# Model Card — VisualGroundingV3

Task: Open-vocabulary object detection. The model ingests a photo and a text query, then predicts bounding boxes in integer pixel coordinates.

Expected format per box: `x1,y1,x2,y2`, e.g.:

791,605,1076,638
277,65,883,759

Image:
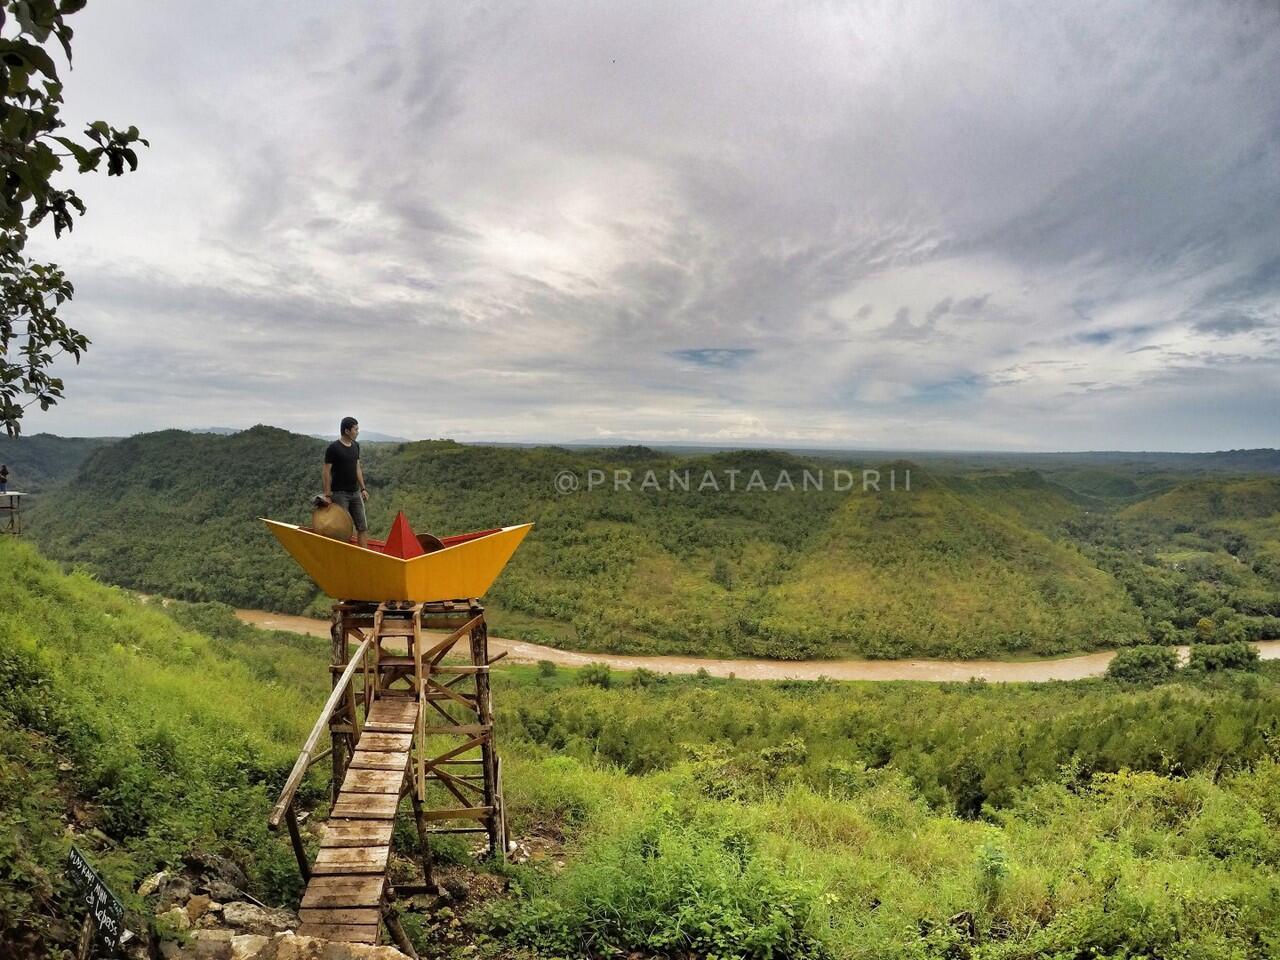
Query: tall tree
0,0,145,435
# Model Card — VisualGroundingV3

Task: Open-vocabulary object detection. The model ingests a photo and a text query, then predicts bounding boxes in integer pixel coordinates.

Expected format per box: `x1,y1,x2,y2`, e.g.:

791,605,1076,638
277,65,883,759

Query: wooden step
340,768,405,795
349,750,409,771
330,793,400,820
375,626,417,637
320,820,395,848
300,874,385,908
313,846,390,876
369,699,419,718
363,720,416,734
356,732,412,751
297,922,379,944
299,907,380,926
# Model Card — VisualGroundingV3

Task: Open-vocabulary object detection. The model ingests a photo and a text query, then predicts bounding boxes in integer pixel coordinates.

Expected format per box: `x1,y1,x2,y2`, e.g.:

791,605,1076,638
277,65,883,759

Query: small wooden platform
296,698,412,944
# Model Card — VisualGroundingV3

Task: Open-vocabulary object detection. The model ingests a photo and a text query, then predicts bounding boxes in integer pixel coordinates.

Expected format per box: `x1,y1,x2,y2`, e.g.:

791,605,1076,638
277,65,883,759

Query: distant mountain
309,431,408,443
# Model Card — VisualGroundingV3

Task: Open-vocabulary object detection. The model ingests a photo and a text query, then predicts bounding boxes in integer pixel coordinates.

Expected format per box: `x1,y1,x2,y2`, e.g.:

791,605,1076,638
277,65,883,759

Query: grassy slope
3,542,1279,958
30,429,1147,659
0,537,327,955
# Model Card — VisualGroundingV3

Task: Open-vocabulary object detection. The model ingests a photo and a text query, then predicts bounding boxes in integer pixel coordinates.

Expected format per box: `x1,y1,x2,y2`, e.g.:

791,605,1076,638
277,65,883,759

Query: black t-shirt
324,440,361,492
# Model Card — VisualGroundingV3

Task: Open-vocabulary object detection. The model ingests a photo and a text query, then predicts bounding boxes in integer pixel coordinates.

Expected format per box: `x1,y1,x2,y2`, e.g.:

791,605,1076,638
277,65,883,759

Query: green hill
0,433,115,492
1122,476,1280,525
23,427,1154,659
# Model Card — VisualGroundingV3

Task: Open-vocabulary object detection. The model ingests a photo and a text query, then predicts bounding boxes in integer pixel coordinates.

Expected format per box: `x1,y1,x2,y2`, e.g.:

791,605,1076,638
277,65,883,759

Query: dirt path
235,608,1280,683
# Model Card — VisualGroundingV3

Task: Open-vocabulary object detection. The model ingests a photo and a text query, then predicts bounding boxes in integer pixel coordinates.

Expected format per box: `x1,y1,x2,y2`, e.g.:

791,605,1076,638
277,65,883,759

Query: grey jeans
330,490,367,532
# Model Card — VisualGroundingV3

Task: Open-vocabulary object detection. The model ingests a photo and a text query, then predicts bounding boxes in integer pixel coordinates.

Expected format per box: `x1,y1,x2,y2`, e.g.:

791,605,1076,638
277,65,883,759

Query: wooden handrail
269,635,372,830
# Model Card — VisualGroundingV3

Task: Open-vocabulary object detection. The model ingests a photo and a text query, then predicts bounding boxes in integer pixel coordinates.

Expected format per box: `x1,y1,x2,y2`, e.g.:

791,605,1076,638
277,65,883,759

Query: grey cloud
22,0,1280,449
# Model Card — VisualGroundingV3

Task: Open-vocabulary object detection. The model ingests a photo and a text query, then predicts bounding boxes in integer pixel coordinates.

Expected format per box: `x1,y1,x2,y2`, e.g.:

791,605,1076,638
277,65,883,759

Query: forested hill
24,426,1280,660
21,426,1127,660
0,434,114,491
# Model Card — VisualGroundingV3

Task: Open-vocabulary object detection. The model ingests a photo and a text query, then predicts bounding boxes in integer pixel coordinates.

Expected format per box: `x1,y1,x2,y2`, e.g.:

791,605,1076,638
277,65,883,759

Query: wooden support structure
271,598,507,949
1,492,23,535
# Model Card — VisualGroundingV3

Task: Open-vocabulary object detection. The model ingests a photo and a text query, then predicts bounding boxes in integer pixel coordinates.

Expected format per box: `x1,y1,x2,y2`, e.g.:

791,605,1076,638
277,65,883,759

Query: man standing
322,417,369,548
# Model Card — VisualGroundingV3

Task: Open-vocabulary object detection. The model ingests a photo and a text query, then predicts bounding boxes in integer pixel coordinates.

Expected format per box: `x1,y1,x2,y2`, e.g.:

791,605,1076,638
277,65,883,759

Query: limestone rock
188,894,213,921
156,905,192,934
188,852,250,890
139,870,170,897
230,934,270,960
157,875,193,910
248,933,411,959
159,929,234,960
207,880,245,903
221,901,299,936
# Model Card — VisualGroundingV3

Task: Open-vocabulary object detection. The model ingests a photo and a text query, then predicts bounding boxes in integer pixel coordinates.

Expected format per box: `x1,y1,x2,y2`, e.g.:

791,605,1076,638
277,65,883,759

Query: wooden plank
313,846,390,875
300,875,385,908
297,923,379,944
299,907,381,926
340,768,405,794
363,720,416,734
422,724,490,736
320,820,395,848
356,732,412,751
268,635,373,829
349,750,410,771
368,700,418,720
330,794,400,819
422,805,494,821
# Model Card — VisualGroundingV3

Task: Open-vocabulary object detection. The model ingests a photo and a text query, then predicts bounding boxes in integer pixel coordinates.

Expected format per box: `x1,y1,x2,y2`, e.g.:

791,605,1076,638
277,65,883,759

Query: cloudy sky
23,0,1280,449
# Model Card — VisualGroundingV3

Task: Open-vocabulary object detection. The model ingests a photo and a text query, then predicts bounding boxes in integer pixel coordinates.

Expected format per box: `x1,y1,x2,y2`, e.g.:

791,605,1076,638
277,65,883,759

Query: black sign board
66,846,125,955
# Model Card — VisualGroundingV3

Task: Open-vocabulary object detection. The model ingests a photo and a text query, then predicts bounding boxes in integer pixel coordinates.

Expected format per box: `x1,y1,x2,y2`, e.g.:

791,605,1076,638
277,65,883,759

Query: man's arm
357,461,368,501
322,463,332,500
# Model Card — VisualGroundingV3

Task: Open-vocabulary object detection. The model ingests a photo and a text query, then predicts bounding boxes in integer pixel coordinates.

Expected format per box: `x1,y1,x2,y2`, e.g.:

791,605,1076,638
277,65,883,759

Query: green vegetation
1104,645,1177,683
30,426,1245,660
0,538,315,956
14,426,1280,662
0,1,148,435
4,542,1279,957
0,434,111,491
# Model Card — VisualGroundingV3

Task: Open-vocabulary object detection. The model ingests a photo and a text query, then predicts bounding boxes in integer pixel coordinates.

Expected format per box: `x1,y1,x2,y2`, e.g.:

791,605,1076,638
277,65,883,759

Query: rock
157,875,193,910
249,933,411,959
188,894,212,921
221,901,299,936
159,929,234,960
207,880,245,903
188,852,250,890
139,870,170,897
156,906,190,936
230,934,270,960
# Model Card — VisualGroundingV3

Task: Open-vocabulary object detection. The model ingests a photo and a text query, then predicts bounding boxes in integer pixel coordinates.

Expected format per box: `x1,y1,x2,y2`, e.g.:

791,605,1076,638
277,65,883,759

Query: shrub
483,809,828,959
579,663,612,688
629,667,661,688
1186,642,1260,674
1106,646,1178,684
536,659,557,679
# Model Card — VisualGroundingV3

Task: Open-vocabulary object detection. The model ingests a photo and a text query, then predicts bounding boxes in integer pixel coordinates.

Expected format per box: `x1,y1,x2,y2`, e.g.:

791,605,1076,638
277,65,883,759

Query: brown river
234,608,1280,683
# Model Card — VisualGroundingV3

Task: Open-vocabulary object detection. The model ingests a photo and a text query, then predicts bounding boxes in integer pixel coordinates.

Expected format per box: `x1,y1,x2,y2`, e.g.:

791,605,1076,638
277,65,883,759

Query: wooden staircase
270,600,508,956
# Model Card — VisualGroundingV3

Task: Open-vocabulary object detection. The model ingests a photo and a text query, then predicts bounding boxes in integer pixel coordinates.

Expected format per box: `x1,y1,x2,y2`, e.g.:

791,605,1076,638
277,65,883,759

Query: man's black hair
340,417,358,435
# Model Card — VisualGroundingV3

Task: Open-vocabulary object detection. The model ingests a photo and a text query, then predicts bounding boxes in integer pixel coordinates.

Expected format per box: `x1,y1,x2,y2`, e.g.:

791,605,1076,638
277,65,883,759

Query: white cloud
19,0,1280,450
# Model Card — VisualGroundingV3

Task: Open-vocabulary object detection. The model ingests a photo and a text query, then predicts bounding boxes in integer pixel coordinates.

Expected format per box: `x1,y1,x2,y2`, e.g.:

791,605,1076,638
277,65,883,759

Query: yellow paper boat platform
263,519,533,602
